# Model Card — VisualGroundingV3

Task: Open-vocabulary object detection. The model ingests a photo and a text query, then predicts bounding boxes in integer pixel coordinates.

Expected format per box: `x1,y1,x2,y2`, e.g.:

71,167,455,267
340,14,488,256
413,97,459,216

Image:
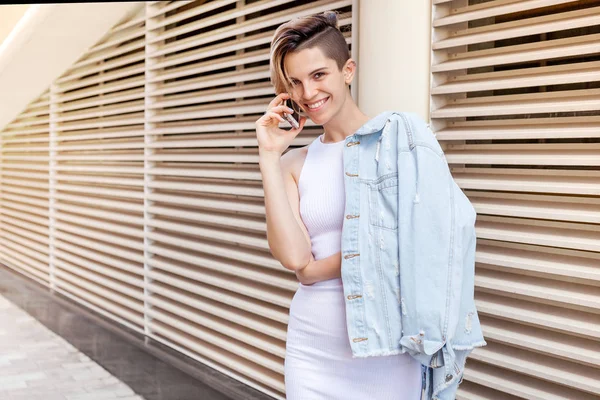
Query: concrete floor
0,266,270,400
0,293,144,400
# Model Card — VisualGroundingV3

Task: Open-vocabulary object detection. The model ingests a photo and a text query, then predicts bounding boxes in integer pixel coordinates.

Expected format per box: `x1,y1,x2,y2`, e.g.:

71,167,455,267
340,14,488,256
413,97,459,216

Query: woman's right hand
255,93,307,156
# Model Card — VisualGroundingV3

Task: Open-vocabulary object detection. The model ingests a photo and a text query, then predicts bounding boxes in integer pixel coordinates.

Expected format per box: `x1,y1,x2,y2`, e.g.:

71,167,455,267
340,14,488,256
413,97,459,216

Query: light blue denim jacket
340,111,487,400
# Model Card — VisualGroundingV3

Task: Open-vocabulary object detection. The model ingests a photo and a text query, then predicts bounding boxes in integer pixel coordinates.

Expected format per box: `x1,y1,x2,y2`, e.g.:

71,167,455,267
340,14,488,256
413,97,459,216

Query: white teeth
307,97,327,109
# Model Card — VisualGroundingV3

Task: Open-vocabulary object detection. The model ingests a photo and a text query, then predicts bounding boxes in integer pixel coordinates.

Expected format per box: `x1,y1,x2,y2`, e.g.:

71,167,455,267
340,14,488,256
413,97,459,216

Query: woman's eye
314,72,324,79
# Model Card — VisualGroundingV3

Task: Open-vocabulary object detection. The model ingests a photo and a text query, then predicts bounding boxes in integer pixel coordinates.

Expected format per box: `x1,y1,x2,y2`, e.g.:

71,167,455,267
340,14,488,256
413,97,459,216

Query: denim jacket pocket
368,174,398,230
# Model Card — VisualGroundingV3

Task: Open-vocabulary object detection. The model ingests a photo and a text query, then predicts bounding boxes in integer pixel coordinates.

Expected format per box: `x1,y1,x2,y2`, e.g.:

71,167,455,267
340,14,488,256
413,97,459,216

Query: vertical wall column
143,2,161,337
234,1,246,160
0,123,2,247
357,0,431,121
49,84,57,290
350,0,359,102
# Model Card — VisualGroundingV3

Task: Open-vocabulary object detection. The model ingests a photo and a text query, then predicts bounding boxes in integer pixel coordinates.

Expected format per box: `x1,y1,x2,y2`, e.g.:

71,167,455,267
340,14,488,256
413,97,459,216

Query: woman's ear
343,59,357,84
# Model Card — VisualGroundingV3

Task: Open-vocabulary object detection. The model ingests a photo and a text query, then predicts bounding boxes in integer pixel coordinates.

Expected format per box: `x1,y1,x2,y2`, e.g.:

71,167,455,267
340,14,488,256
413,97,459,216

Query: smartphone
283,99,300,129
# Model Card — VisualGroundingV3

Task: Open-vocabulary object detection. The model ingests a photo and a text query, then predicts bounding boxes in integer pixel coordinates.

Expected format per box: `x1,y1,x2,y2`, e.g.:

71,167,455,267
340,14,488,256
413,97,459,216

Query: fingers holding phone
283,107,299,129
255,93,307,155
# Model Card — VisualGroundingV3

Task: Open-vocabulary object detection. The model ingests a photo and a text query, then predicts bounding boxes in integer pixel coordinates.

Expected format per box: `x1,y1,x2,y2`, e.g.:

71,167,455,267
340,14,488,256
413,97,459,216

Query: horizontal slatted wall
431,1,600,399
0,1,356,399
144,1,353,398
0,91,51,286
50,12,148,331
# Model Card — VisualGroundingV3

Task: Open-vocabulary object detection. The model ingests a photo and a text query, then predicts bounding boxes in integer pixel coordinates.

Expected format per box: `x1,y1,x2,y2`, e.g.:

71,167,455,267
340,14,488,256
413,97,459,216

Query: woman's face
283,47,352,125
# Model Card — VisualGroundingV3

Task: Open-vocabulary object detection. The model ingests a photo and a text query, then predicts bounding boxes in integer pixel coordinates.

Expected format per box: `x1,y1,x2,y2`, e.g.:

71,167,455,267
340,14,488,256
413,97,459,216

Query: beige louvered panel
434,0,580,27
148,279,288,337
446,143,600,165
432,60,600,95
61,34,146,73
0,91,50,285
476,215,600,251
147,260,292,312
476,266,600,313
453,167,600,196
48,10,147,330
432,0,600,398
436,30,600,73
434,116,600,140
109,14,147,35
148,321,284,398
433,88,600,118
475,289,600,341
147,297,286,361
434,5,600,50
146,1,195,19
470,342,600,395
147,239,293,285
56,55,147,86
467,191,600,223
475,240,600,285
0,1,358,398
143,1,354,398
459,359,600,400
480,317,600,367
148,1,351,58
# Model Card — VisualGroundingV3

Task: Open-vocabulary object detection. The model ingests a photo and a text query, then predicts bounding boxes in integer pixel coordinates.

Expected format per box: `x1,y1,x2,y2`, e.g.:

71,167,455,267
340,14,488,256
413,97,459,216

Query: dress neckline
318,134,346,145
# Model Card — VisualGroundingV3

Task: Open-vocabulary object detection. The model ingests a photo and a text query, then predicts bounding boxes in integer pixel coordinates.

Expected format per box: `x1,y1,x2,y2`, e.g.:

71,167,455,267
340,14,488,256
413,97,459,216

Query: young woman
255,11,423,400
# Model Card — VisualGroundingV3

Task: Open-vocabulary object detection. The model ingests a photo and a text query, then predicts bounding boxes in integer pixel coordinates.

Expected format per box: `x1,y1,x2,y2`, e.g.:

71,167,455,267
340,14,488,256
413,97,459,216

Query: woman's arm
260,148,312,271
256,93,312,271
296,252,342,285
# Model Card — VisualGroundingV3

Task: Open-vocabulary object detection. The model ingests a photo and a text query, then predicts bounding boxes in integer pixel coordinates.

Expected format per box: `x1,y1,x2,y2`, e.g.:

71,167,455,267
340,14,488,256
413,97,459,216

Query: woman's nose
302,82,319,101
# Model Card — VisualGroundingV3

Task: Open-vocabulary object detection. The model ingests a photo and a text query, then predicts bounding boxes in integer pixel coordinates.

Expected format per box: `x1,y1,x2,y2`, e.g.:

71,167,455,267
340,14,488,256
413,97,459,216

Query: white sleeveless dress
284,134,423,400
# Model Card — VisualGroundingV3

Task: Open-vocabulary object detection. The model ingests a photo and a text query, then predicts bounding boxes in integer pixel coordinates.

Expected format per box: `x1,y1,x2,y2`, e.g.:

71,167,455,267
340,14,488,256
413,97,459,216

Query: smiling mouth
305,97,329,111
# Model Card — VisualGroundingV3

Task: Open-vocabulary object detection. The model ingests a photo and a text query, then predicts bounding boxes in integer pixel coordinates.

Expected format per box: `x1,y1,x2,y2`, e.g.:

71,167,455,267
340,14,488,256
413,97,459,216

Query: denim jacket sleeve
395,113,487,400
